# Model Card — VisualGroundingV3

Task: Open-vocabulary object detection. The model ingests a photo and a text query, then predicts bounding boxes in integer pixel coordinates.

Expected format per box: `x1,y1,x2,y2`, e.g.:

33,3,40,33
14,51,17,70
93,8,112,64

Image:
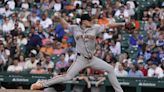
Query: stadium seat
51,55,60,63
127,47,139,59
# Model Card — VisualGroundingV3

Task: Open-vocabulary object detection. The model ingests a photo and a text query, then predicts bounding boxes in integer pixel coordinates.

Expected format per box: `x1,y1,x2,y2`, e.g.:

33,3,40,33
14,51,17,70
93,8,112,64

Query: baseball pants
44,87,57,92
43,55,123,92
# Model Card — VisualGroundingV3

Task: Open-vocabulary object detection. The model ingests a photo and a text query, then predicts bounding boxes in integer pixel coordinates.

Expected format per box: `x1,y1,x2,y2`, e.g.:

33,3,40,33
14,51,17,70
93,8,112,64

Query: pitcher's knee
105,66,115,74
64,74,74,81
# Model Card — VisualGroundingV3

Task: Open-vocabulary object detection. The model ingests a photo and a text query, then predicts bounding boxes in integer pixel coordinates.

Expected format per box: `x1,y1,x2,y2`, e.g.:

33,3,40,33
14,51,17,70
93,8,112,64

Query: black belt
77,53,92,59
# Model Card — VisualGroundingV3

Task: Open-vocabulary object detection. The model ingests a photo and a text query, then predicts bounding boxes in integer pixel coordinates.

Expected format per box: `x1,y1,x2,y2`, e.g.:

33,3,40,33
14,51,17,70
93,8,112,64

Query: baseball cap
80,14,91,21
31,49,37,55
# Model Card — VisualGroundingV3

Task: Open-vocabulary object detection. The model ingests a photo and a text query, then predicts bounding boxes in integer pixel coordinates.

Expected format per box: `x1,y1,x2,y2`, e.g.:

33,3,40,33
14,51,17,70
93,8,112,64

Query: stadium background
0,0,164,92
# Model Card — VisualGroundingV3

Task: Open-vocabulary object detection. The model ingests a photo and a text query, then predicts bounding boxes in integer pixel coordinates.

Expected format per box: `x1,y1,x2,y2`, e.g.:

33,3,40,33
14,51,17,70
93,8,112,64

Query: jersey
68,24,105,58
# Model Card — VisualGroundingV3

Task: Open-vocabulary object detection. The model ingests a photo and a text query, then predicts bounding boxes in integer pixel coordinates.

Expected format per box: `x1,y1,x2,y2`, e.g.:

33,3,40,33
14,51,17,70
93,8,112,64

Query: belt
77,53,92,59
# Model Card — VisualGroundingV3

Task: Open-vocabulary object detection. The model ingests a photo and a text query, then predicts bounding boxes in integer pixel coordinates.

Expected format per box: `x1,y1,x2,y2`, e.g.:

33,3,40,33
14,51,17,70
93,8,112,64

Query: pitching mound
0,89,42,92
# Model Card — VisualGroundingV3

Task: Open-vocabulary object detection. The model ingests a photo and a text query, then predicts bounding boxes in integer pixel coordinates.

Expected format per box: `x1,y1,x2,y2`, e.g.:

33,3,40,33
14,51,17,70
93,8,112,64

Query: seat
127,47,139,59
51,55,60,63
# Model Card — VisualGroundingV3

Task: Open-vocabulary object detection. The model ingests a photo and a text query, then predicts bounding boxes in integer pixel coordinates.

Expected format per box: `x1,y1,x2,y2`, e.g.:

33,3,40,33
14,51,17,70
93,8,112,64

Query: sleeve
115,10,120,17
67,25,77,34
157,68,164,78
7,66,12,72
94,24,105,34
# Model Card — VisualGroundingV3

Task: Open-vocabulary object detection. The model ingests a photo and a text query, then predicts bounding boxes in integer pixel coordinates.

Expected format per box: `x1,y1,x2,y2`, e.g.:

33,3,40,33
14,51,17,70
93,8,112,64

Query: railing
0,73,164,92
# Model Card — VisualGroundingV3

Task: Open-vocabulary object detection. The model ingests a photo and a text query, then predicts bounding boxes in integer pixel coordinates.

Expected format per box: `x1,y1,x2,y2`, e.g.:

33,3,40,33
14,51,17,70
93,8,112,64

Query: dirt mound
0,89,42,92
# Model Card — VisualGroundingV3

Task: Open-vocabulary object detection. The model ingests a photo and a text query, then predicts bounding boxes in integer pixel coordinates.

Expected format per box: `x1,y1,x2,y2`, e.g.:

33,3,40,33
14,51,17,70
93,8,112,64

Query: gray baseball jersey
68,24,104,58
42,24,124,92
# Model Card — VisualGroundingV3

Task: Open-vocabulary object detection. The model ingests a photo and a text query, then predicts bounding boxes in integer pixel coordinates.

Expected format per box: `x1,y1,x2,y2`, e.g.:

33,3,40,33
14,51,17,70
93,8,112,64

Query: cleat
31,81,43,90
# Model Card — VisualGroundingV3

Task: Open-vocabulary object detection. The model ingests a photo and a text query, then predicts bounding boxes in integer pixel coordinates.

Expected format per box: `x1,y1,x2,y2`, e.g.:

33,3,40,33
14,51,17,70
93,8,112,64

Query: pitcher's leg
42,57,88,87
89,56,123,92
44,87,57,92
72,85,84,92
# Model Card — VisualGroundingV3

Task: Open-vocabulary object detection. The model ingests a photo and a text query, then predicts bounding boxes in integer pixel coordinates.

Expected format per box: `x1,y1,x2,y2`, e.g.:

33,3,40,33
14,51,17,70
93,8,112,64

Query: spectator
21,0,30,10
64,49,76,63
144,46,152,61
103,29,114,41
109,40,121,56
2,17,14,33
24,54,39,70
14,19,25,32
156,32,164,47
40,13,53,29
32,4,42,16
61,37,69,48
54,24,65,41
95,48,104,59
6,0,15,10
7,58,23,73
55,54,69,73
114,5,130,21
30,62,47,74
0,43,9,66
146,33,156,49
149,52,161,65
160,58,164,71
158,46,164,60
144,17,157,33
142,11,149,21
87,68,105,89
41,0,51,11
18,9,31,28
115,63,128,77
18,55,25,69
26,28,42,53
17,33,27,47
126,0,136,9
148,8,155,18
53,42,64,55
138,62,148,76
104,53,117,66
42,55,54,72
128,64,144,77
30,10,40,24
0,5,13,17
116,53,132,70
126,3,135,16
148,61,164,78
98,12,110,26
53,0,62,12
40,42,54,56
129,31,143,47
137,55,144,64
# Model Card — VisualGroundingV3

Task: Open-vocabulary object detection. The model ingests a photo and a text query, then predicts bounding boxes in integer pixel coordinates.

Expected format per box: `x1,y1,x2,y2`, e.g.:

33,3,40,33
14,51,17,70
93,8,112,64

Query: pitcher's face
82,20,92,28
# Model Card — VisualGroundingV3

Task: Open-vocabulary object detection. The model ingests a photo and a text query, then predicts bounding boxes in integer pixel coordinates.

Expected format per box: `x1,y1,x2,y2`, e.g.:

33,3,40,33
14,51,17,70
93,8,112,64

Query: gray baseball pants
43,55,123,92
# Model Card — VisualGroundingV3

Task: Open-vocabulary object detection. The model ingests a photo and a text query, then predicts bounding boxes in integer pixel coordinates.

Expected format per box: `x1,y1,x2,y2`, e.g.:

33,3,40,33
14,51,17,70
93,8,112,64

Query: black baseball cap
80,14,91,21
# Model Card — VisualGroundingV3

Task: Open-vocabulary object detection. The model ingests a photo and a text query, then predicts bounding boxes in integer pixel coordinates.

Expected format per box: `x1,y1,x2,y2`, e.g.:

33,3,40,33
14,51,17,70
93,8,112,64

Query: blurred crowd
0,0,163,79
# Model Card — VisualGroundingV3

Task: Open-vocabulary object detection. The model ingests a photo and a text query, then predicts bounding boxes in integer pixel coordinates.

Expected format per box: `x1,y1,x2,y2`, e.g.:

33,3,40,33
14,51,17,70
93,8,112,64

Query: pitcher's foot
31,81,44,90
